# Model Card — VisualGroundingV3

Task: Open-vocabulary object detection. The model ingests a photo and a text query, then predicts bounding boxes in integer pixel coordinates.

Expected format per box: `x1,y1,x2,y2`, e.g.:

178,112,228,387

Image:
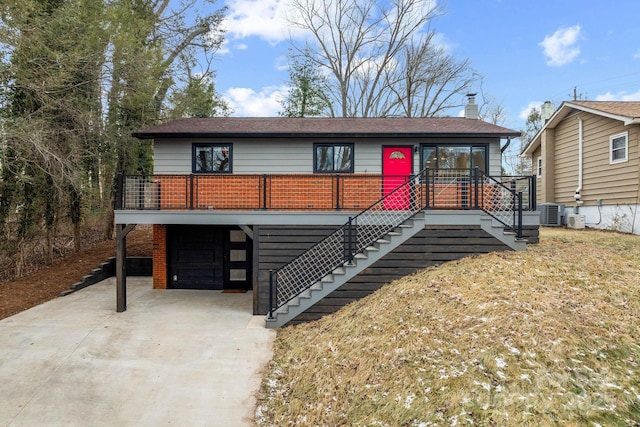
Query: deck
116,169,535,213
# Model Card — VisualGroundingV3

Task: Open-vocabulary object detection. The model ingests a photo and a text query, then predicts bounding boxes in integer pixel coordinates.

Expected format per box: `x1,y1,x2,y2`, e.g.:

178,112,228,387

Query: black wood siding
255,224,533,323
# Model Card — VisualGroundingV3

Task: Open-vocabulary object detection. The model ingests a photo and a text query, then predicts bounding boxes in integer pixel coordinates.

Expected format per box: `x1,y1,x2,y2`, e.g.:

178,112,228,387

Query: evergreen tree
279,52,329,117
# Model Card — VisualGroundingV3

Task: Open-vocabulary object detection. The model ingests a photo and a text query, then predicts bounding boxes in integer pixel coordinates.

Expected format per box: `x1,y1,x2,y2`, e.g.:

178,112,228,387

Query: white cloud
223,86,288,116
539,25,582,66
595,89,640,101
519,102,543,120
222,0,305,44
634,48,640,59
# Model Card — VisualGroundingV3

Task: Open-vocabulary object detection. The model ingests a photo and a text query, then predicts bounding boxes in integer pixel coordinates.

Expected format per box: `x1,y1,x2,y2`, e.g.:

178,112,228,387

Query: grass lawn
255,228,640,426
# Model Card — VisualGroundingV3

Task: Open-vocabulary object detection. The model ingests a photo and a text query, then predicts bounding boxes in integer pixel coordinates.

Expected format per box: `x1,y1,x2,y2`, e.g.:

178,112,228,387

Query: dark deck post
425,168,430,209
189,175,195,210
262,174,268,210
530,175,536,211
268,270,275,319
473,167,480,209
115,172,124,210
335,174,341,210
517,191,524,239
116,224,136,313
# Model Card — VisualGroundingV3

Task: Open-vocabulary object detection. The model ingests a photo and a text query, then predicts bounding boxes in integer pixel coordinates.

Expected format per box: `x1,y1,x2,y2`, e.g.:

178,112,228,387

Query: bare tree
285,0,478,117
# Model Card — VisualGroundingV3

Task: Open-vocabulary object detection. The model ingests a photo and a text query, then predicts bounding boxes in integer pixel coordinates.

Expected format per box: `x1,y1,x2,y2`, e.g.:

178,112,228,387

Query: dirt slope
0,227,152,320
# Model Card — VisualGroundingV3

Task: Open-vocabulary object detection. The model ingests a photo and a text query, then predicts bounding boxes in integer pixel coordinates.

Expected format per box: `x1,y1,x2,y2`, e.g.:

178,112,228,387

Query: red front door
382,146,413,209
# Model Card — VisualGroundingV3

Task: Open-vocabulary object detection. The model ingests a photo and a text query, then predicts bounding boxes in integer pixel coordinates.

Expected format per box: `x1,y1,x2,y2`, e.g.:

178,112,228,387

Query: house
114,100,539,327
522,101,640,234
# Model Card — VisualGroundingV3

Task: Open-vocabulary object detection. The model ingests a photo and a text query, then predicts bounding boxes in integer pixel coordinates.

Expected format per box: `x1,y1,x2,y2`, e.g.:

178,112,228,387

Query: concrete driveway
0,278,276,427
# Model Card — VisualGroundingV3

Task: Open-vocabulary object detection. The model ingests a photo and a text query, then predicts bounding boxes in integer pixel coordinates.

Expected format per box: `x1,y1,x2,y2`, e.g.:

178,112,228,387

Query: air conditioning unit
567,214,585,229
537,203,564,226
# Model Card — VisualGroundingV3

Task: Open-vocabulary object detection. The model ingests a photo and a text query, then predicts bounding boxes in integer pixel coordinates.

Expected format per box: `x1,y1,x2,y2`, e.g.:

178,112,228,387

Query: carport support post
116,224,136,312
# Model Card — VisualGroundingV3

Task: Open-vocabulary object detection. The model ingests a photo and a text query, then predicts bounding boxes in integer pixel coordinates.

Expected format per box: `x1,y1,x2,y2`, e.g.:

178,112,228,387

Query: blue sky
213,0,640,130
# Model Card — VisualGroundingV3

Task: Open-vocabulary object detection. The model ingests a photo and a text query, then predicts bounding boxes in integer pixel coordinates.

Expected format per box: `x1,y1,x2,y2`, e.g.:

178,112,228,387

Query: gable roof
522,101,640,155
133,117,520,139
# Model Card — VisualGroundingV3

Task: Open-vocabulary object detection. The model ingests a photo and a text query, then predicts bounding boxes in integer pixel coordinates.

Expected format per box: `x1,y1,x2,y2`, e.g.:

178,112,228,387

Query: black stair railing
268,169,428,318
476,172,524,238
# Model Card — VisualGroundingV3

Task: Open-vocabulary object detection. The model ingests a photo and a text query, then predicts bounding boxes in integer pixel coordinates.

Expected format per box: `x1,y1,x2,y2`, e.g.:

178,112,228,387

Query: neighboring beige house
523,101,640,234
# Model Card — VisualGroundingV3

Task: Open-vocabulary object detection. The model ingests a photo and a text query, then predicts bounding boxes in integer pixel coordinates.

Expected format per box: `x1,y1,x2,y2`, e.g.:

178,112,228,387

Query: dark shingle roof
133,117,520,139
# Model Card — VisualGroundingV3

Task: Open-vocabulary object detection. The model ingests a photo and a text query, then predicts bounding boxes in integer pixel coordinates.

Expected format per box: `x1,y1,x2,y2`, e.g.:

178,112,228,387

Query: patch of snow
506,344,521,355
404,394,415,409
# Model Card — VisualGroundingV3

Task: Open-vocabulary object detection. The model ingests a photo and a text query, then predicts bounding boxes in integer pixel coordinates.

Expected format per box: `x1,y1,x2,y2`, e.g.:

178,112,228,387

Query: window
314,143,354,173
193,143,232,173
537,157,542,178
610,132,628,164
421,144,488,173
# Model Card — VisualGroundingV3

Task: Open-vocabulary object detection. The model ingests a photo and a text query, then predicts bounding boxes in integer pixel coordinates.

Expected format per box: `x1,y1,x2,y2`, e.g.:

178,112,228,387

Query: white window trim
536,156,542,178
609,131,628,164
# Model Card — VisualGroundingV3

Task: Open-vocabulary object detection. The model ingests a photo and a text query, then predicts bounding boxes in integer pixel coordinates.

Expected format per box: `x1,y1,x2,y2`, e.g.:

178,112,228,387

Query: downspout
500,137,511,153
574,118,584,207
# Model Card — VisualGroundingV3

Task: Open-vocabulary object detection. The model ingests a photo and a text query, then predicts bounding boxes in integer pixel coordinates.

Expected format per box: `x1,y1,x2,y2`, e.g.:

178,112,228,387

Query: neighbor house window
537,157,543,178
609,132,628,164
193,143,232,173
314,143,354,173
421,144,488,173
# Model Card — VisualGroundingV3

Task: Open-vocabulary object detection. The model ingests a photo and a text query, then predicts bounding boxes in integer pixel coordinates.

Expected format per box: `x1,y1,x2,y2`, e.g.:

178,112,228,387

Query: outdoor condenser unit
567,214,586,229
537,203,564,226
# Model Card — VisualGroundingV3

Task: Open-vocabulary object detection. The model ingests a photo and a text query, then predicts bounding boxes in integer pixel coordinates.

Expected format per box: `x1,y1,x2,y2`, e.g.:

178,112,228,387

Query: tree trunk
74,221,81,253
46,226,54,264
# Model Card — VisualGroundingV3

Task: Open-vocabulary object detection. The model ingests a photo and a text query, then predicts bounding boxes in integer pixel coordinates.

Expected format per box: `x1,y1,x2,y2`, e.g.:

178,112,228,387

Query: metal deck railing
115,171,535,212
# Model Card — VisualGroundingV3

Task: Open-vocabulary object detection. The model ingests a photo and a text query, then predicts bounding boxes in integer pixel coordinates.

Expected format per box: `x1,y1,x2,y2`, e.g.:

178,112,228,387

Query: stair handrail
478,171,523,238
268,168,428,319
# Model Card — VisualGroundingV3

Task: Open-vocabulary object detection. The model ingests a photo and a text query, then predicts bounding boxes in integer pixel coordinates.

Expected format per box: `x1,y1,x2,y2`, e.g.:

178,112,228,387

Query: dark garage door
168,226,224,290
167,225,252,290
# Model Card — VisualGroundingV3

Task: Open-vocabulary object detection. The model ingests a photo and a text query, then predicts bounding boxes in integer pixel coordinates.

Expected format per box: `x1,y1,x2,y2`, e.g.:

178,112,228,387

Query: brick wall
148,175,505,211
153,224,167,289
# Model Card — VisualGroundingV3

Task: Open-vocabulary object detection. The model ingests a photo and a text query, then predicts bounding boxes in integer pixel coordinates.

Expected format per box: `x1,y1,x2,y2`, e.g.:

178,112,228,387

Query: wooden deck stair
265,212,527,328
265,214,427,328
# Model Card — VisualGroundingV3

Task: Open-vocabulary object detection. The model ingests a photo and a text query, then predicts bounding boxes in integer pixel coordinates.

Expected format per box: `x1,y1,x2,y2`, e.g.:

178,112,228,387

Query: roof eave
133,131,521,140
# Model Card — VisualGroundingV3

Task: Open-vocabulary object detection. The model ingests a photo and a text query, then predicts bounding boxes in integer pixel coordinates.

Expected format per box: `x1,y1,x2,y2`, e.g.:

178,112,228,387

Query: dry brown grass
255,228,640,426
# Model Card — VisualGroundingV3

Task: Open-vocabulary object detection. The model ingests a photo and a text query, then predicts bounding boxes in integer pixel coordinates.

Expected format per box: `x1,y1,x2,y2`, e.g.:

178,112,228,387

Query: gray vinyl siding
153,137,505,176
233,140,312,173
489,141,502,176
153,139,192,174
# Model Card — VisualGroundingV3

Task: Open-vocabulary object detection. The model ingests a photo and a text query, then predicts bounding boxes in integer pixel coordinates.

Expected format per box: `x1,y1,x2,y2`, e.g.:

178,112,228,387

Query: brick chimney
464,93,478,119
